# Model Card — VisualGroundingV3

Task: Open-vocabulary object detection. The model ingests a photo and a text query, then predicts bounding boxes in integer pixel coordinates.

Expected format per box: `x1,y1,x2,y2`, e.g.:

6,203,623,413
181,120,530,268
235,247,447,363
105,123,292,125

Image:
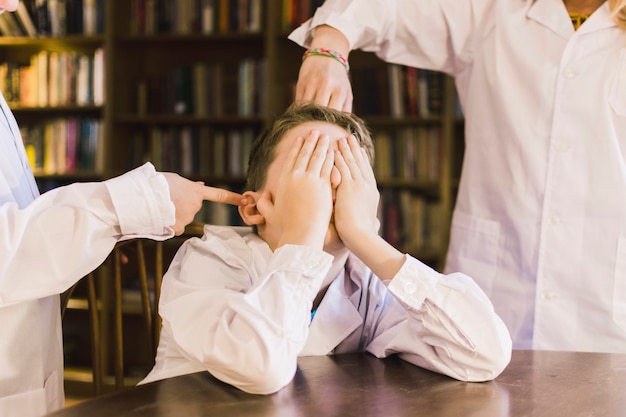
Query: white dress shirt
0,87,175,417
141,225,511,394
290,0,626,352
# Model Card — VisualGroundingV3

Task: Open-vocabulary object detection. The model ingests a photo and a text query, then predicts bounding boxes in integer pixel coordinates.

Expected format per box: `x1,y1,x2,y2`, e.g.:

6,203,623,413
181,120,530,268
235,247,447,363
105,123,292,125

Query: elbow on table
220,357,298,395
470,348,511,382
465,334,513,382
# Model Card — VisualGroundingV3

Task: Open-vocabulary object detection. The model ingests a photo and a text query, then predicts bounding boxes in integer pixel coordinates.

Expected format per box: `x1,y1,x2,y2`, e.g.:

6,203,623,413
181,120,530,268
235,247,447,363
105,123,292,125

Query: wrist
302,48,350,72
278,226,327,250
340,227,377,252
310,25,350,57
346,232,405,280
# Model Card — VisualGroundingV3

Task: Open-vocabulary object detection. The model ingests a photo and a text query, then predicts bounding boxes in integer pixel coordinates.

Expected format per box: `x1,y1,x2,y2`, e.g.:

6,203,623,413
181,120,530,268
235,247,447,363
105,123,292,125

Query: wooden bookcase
0,0,463,397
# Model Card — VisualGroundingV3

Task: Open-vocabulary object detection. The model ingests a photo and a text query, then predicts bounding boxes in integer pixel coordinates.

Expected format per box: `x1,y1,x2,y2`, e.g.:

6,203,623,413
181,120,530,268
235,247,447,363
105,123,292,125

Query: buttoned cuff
104,162,175,239
388,255,439,310
269,244,333,294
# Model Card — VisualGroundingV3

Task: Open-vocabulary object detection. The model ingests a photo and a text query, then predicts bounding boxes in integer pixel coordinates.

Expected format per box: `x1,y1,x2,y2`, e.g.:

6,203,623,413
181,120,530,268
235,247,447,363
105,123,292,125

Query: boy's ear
238,191,265,226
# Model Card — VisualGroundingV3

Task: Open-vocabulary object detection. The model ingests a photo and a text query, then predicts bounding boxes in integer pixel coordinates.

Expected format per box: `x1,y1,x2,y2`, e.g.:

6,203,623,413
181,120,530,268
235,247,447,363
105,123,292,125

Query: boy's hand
333,135,380,249
257,130,335,250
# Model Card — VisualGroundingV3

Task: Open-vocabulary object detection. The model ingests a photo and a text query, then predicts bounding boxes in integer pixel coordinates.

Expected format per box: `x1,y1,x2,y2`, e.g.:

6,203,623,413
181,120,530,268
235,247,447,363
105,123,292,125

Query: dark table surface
49,350,626,416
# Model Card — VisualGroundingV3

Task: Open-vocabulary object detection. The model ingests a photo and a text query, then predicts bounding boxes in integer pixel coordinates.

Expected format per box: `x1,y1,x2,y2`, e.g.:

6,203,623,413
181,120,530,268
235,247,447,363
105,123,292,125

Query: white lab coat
290,0,626,352
141,225,511,394
0,88,175,417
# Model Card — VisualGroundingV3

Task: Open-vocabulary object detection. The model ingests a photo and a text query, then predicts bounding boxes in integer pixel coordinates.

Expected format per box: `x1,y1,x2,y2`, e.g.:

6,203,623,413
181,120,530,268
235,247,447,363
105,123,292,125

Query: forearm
289,0,478,74
384,258,512,381
160,243,333,394
0,163,174,306
343,230,406,281
309,25,350,58
164,291,306,394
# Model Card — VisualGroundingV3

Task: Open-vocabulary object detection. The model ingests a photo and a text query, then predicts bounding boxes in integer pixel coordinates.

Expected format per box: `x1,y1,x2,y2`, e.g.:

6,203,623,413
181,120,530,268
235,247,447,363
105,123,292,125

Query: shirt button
562,68,577,79
554,141,570,152
549,214,561,225
404,282,417,294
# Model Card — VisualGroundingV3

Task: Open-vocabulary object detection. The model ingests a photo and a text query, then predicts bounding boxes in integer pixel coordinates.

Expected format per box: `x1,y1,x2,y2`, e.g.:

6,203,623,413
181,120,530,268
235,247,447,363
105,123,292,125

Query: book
93,47,104,105
34,0,51,35
65,0,83,35
0,12,25,36
65,118,78,172
193,62,208,116
201,0,215,34
388,64,404,117
179,127,194,176
172,65,193,115
83,0,97,34
15,2,38,36
76,54,91,105
35,50,48,106
48,0,67,36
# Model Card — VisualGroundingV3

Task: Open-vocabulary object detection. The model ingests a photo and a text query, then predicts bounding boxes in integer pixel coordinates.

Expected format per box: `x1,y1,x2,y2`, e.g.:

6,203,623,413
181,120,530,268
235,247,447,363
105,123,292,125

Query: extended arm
289,0,488,109
0,163,243,306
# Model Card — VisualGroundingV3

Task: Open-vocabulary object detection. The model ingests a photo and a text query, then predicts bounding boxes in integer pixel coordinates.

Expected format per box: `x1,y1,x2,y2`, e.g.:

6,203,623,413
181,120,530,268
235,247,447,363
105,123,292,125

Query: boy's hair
245,103,374,191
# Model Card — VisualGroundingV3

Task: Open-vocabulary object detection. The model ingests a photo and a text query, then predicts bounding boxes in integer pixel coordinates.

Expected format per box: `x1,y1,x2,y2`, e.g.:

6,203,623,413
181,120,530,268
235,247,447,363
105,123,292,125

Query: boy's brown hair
245,103,374,191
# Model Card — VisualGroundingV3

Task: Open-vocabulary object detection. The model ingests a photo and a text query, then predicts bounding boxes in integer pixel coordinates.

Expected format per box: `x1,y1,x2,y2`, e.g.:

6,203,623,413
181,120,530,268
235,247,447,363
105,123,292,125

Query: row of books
129,126,258,178
373,126,442,181
378,189,443,255
0,0,104,37
129,0,262,35
130,125,442,183
21,118,104,175
352,66,445,118
136,59,264,117
281,0,323,31
0,48,104,107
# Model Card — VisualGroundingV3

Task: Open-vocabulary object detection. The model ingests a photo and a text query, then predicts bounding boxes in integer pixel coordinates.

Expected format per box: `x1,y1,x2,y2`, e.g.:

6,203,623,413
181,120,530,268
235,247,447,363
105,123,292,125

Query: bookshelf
1,0,463,397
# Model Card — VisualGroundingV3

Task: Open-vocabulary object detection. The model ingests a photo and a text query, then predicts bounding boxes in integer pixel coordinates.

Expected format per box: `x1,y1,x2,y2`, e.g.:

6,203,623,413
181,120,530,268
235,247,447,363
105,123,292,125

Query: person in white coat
0,2,243,415
140,104,512,394
288,0,626,353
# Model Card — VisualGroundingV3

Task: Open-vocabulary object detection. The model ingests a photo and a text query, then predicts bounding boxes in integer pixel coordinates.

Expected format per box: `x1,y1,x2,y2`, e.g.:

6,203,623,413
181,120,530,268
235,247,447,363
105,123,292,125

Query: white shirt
290,0,626,352
141,225,511,394
0,88,175,417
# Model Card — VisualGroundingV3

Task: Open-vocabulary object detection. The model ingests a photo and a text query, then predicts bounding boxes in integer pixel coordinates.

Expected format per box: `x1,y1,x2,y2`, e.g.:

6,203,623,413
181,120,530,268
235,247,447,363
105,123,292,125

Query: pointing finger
201,185,244,206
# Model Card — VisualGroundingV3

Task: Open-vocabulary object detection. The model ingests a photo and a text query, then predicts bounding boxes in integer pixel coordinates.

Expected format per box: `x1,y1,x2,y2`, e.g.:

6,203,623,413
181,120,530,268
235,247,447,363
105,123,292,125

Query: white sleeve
0,162,175,306
158,240,333,395
288,0,495,74
369,255,512,381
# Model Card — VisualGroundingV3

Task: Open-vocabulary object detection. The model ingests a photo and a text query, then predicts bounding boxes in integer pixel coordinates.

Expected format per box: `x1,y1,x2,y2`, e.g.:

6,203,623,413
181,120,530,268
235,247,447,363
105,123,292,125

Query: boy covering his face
141,104,512,393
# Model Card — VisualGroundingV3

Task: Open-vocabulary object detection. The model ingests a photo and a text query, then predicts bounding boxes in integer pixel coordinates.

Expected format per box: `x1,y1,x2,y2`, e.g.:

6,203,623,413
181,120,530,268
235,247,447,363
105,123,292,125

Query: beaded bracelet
302,48,350,72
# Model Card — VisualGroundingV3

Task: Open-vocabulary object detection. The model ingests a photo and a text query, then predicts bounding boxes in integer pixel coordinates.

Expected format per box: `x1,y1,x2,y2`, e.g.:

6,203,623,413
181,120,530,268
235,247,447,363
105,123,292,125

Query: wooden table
49,350,626,416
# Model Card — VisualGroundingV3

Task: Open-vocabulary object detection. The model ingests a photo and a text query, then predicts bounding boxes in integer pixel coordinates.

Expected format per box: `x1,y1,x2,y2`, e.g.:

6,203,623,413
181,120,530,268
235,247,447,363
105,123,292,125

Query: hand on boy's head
333,135,380,245
259,130,335,249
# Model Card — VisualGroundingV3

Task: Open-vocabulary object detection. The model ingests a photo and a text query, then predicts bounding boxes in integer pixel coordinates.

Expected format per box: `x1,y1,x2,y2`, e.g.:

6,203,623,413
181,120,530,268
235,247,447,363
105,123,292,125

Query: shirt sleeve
288,0,493,75
0,162,175,306
369,255,512,381
157,237,333,395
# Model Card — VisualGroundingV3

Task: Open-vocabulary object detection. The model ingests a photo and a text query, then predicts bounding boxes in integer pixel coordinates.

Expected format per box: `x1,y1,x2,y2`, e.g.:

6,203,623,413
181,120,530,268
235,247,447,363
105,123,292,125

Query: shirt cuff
104,162,176,239
269,245,334,294
288,8,362,51
388,255,439,310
